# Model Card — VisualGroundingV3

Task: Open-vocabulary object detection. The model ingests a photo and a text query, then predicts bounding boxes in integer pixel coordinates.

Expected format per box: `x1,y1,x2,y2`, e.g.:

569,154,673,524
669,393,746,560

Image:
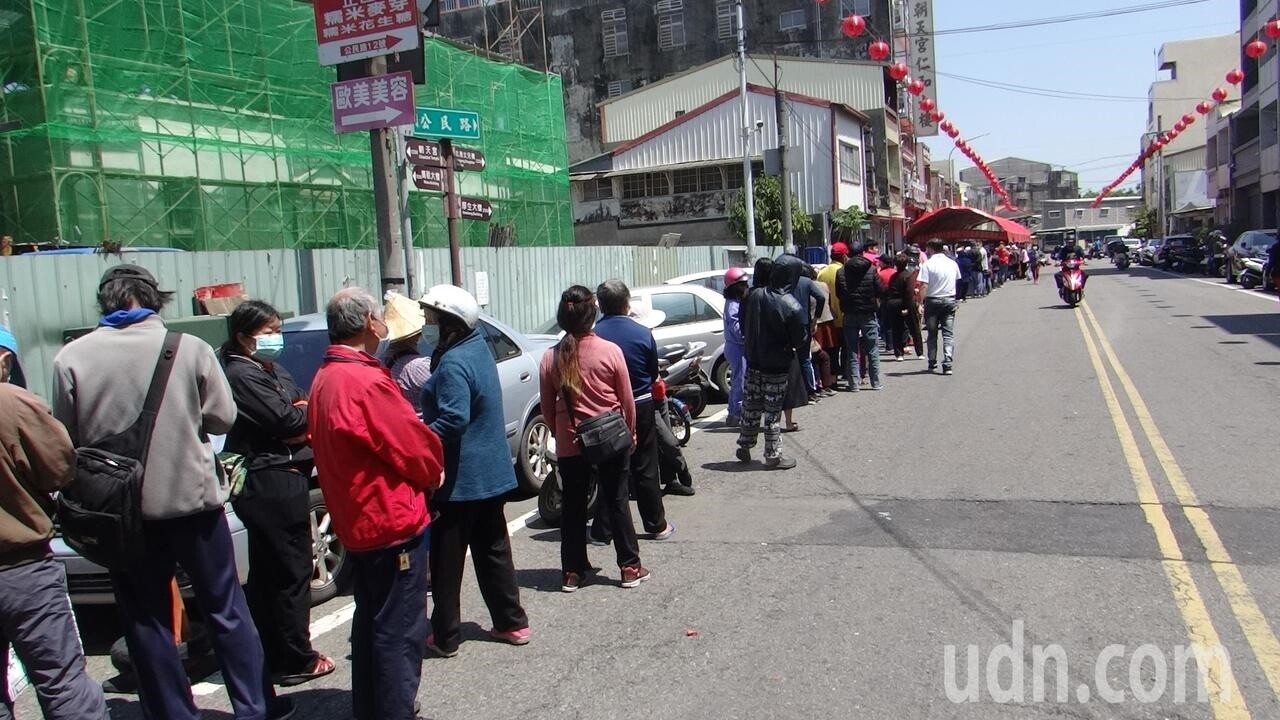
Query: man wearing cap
591,280,678,541
0,325,108,720
52,265,292,720
816,243,849,386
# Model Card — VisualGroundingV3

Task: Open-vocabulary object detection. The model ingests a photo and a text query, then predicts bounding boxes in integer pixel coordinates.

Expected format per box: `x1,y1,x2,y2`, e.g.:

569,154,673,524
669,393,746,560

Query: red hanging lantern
1212,87,1229,103
930,110,945,123
907,79,926,96
947,126,960,139
1196,101,1213,115
938,119,952,133
817,0,832,4
868,40,891,61
888,63,910,82
920,97,936,112
1226,69,1245,85
1173,120,1186,133
1246,39,1269,59
1181,113,1196,126
841,15,867,38
1267,19,1280,39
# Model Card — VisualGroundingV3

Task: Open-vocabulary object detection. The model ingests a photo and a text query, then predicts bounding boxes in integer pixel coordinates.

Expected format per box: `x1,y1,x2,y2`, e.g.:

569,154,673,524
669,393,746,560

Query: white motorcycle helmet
419,284,481,329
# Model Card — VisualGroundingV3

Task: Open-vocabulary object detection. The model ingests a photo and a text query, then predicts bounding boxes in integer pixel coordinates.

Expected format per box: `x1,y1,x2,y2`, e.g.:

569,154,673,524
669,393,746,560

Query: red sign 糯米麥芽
314,0,422,66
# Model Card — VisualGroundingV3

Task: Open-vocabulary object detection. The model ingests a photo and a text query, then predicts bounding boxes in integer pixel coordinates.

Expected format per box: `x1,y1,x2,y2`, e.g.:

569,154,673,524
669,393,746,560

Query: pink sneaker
490,627,531,645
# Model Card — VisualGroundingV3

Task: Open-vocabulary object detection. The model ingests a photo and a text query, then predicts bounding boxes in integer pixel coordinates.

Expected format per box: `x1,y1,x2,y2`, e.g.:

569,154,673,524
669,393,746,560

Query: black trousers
561,453,641,571
233,468,317,675
428,498,528,652
111,510,273,720
594,398,666,535
349,532,428,720
655,407,692,487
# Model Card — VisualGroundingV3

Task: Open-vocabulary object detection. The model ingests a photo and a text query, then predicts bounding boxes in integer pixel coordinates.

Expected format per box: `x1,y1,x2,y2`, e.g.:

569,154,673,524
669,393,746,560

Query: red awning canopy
904,206,1033,245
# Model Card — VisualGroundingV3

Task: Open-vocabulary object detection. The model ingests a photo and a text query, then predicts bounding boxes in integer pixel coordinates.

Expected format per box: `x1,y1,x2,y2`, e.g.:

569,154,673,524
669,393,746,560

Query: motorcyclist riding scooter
1054,245,1088,306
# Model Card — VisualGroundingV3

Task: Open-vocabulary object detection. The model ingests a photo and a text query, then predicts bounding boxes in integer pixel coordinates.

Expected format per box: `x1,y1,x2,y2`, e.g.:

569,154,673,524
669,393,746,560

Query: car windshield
534,311,602,336
1242,232,1276,250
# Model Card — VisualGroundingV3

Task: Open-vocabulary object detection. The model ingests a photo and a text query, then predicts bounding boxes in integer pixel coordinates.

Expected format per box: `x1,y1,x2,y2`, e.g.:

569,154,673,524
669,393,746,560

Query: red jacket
308,346,444,552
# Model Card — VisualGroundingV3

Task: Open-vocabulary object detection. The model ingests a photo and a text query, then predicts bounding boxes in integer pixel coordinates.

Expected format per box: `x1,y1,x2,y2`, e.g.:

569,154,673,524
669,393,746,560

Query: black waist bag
575,409,631,465
59,332,180,571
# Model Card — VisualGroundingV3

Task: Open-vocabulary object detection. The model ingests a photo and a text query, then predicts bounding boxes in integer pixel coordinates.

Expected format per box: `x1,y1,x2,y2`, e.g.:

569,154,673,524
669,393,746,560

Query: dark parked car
1152,235,1194,270
1225,229,1277,284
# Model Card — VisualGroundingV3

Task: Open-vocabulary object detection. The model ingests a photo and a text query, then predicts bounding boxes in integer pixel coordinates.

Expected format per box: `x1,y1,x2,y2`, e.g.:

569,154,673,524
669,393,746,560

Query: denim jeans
843,312,882,387
923,297,957,369
349,532,429,720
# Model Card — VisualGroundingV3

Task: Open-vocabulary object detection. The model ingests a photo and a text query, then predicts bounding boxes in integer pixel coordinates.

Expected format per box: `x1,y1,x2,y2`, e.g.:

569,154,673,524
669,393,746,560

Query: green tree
729,175,813,248
830,206,867,242
1132,206,1159,239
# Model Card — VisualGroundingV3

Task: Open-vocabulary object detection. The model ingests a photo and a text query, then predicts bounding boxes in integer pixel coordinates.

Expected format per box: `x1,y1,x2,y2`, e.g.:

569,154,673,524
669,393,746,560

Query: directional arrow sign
413,107,481,141
314,0,421,66
458,196,493,221
451,146,486,173
405,138,445,167
412,166,445,192
331,72,416,134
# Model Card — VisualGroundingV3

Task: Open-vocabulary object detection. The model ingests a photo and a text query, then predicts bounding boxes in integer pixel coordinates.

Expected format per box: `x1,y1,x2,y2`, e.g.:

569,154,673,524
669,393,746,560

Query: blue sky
920,0,1239,192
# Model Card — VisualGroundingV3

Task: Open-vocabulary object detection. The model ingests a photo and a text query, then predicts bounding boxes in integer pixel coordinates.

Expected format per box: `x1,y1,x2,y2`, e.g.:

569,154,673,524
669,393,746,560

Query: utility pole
774,55,795,254
736,0,758,261
369,55,408,296
441,139,464,287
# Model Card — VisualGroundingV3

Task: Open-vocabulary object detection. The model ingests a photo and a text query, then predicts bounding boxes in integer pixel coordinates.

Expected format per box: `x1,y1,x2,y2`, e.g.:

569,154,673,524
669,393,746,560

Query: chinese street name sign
413,107,481,141
458,196,493,221
331,71,415,134
314,0,422,66
451,146,486,172
412,166,445,192
405,138,444,166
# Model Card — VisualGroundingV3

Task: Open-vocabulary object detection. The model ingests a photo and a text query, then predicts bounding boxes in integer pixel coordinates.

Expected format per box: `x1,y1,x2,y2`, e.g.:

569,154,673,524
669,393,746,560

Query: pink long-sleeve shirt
538,333,636,458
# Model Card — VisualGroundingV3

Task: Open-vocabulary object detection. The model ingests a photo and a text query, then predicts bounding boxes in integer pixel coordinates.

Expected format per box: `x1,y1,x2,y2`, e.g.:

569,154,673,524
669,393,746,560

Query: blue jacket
594,314,659,400
421,330,516,502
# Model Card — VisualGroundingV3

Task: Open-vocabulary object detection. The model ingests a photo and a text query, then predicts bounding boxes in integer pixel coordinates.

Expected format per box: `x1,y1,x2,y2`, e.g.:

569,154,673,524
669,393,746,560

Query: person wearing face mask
308,288,444,720
382,291,432,412
219,300,336,688
417,285,530,658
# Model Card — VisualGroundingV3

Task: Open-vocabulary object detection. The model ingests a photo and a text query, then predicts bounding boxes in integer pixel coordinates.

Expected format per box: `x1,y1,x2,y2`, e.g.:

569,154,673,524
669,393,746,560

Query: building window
1074,209,1084,219
673,169,701,194
716,1,736,40
725,164,745,189
441,0,483,11
579,178,614,202
838,142,861,184
621,172,669,199
656,0,686,50
779,9,806,31
602,9,629,58
700,167,724,191
1099,208,1110,218
1048,210,1061,219
671,167,726,194
606,79,632,98
840,0,871,16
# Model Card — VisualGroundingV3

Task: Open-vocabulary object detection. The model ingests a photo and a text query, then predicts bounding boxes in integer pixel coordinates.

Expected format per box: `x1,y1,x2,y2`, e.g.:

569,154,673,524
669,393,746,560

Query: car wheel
517,414,552,494
1241,274,1259,290
309,488,349,606
712,358,731,400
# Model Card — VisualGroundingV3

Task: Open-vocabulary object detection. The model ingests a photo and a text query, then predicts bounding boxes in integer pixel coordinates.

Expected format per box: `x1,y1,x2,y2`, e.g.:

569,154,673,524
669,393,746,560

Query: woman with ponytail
538,286,648,593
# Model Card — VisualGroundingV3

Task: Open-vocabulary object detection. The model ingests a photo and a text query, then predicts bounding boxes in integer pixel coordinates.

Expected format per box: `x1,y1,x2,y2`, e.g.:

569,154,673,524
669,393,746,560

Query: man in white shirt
915,239,961,375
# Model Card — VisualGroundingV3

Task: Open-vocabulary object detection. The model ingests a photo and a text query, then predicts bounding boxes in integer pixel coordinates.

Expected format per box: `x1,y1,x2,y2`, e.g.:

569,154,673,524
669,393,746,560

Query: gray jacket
52,315,237,520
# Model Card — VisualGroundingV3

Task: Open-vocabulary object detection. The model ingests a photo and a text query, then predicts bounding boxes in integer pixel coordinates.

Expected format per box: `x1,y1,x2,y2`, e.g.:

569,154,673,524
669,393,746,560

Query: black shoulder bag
59,332,181,571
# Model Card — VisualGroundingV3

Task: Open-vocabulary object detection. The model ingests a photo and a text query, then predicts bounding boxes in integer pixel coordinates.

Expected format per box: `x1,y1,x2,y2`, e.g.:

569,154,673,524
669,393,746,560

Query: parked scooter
1059,257,1086,307
1239,256,1268,290
1114,252,1131,270
659,341,707,419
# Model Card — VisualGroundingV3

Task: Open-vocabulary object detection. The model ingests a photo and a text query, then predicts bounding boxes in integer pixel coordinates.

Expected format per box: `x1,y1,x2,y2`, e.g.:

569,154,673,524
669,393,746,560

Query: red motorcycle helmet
724,266,749,288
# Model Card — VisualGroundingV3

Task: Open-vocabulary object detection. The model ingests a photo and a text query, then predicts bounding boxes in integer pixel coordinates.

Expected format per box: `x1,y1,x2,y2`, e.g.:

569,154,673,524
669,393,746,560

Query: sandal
273,654,336,687
782,423,800,433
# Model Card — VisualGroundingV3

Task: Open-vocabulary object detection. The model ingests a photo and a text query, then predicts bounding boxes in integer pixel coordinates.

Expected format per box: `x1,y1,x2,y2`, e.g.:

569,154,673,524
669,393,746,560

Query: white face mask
421,322,441,350
372,316,390,358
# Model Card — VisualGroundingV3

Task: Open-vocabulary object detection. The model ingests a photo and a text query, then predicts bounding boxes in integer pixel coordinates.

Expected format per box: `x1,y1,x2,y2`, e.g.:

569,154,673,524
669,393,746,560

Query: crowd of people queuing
0,237,1022,719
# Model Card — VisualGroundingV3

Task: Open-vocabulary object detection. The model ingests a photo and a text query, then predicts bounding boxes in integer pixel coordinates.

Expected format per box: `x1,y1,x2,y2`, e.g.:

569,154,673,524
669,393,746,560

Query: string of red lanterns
838,13,1021,213
1091,28,1280,208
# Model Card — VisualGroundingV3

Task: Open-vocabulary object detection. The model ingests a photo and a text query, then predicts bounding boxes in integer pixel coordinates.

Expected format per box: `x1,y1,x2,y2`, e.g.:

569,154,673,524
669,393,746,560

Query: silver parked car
535,284,733,398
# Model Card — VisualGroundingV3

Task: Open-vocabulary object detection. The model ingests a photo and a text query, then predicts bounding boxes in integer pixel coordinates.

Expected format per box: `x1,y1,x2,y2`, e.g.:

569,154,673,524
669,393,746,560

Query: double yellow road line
1075,302,1280,718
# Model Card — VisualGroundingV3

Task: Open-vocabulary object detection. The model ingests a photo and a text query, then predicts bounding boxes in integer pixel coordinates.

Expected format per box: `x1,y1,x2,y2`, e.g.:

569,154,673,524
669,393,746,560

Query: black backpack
59,332,181,571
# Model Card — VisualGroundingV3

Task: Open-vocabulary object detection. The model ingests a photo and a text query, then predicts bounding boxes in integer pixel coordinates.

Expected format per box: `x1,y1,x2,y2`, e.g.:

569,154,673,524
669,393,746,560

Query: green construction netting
0,0,572,250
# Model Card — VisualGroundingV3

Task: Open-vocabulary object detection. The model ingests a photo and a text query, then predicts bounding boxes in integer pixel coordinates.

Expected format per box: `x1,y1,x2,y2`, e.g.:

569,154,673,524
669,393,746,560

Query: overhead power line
929,0,1210,37
938,71,1209,103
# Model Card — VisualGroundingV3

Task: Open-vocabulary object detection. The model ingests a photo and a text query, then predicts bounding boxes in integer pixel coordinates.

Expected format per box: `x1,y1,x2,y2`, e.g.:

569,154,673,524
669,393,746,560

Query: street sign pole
441,139,463,287
369,55,407,296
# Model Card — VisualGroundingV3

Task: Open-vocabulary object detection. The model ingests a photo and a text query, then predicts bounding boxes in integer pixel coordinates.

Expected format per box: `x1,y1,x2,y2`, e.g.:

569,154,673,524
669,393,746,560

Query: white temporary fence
0,245,741,399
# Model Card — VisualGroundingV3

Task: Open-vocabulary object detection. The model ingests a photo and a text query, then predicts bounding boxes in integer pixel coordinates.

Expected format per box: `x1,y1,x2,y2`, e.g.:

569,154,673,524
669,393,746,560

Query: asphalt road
19,264,1280,719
